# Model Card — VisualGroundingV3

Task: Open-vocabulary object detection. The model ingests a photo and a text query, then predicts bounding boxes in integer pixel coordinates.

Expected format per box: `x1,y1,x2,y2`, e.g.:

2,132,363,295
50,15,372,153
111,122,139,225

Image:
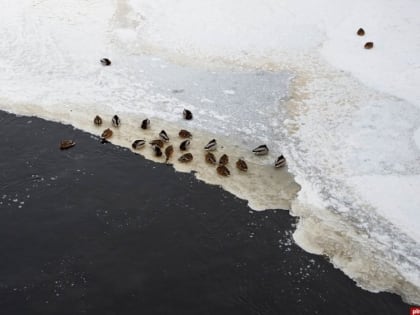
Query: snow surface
0,0,419,304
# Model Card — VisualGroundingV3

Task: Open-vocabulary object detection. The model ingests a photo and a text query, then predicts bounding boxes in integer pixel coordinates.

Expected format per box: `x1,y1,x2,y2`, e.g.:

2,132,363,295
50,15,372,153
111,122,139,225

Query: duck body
112,115,121,127
153,145,163,157
275,155,287,168
236,158,248,172
149,139,164,148
132,139,146,149
94,115,102,126
159,130,170,142
179,129,192,139
178,153,193,163
100,58,111,66
364,42,374,49
252,144,269,155
141,118,150,130
101,128,113,139
183,109,193,120
165,145,174,163
60,140,76,150
205,152,217,165
217,165,230,177
219,154,229,166
357,28,365,36
180,139,191,151
204,139,217,151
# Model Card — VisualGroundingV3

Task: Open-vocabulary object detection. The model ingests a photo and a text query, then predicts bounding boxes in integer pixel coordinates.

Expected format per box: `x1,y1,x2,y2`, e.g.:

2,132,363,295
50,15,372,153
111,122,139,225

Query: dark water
0,110,409,314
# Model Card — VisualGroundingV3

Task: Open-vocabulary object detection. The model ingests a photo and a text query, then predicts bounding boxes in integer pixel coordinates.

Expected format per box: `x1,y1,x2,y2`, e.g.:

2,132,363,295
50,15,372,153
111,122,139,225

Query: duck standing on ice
252,144,269,155
204,139,217,151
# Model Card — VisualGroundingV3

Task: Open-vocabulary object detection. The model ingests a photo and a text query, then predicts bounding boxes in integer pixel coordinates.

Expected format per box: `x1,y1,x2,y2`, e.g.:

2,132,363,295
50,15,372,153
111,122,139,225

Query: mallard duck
132,139,146,149
178,153,193,163
219,154,229,166
101,128,113,139
179,129,192,139
112,115,121,127
252,144,269,155
60,140,76,150
204,139,217,151
94,115,102,126
141,118,150,130
364,42,374,49
183,109,193,120
274,155,287,168
205,152,217,165
165,145,174,163
217,165,230,177
149,139,164,148
100,58,111,66
236,158,248,172
180,139,190,151
153,145,163,157
357,28,365,36
159,130,170,142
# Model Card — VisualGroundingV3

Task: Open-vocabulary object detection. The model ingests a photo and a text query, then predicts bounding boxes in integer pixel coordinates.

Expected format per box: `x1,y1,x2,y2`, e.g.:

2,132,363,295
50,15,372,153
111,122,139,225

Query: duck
101,128,113,139
132,139,146,150
178,153,193,163
141,118,150,130
252,144,269,155
205,152,217,165
112,115,121,127
153,145,163,157
100,58,111,66
183,109,193,120
180,139,190,151
165,145,174,163
357,28,365,36
204,139,217,151
179,129,192,139
219,154,229,166
94,115,102,126
159,130,170,142
60,140,76,150
274,155,287,168
217,165,230,177
236,158,248,172
364,42,374,49
149,139,164,148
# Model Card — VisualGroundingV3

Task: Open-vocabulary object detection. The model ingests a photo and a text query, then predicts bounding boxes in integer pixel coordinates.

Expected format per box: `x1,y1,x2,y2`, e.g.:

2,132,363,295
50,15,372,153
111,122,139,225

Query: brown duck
205,152,217,165
217,165,230,177
236,158,248,172
364,42,374,49
60,140,76,150
153,145,163,157
101,128,113,139
94,115,102,126
178,153,193,163
149,139,164,148
165,145,174,163
179,129,192,139
219,154,229,166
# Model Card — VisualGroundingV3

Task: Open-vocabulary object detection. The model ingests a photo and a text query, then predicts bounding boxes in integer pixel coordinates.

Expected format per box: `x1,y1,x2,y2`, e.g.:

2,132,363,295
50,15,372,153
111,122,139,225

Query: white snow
0,0,419,304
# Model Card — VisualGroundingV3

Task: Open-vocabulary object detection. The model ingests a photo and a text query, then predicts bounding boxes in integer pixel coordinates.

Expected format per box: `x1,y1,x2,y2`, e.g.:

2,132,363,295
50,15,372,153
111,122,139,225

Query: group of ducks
357,27,374,49
60,58,287,176
91,108,286,177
